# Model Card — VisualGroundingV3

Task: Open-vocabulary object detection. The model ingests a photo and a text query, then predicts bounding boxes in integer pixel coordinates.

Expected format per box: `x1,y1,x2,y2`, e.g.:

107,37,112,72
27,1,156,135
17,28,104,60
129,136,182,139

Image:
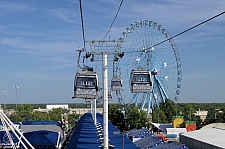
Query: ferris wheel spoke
127,92,137,107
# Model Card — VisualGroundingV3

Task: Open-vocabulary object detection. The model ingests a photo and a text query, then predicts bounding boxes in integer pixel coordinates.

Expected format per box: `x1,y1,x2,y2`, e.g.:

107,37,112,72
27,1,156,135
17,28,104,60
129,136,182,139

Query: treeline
4,103,103,109
4,102,225,110
3,101,225,130
7,104,79,129
108,100,225,131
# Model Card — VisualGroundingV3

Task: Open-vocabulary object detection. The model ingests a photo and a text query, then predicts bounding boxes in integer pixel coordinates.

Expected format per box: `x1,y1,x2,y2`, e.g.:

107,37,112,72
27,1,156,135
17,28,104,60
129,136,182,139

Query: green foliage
9,104,79,129
108,104,124,127
68,111,80,128
6,102,225,129
152,107,167,123
108,103,149,131
126,104,140,129
159,99,178,122
31,110,48,120
11,104,34,122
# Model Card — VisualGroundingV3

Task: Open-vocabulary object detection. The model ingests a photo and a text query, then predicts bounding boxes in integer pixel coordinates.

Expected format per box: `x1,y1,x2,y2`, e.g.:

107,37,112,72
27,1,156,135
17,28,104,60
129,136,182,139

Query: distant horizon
4,102,225,105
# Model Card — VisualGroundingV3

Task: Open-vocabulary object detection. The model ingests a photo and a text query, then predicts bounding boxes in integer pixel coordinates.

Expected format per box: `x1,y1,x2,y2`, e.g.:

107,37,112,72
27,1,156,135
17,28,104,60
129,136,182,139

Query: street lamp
3,91,7,109
14,86,19,108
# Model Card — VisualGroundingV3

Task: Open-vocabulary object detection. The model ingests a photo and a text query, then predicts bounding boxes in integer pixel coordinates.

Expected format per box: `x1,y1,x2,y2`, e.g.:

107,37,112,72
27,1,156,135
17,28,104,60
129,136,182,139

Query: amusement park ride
113,20,182,114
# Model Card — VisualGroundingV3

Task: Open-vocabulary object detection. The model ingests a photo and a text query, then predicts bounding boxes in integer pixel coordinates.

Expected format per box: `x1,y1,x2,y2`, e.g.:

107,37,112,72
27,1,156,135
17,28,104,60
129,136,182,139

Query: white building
46,104,68,109
179,126,225,149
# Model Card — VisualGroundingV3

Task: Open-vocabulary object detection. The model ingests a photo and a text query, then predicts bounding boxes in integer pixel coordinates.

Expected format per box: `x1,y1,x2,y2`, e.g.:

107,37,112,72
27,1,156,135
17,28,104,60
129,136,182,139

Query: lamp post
14,86,19,108
3,91,7,109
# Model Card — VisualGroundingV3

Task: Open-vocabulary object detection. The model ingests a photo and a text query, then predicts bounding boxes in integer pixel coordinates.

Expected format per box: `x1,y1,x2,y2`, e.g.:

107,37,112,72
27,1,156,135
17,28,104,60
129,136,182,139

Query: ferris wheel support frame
154,76,169,99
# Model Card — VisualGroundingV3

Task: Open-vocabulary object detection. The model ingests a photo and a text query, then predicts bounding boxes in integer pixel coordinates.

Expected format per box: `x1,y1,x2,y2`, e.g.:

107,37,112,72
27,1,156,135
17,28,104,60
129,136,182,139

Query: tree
152,107,167,123
68,111,80,128
203,108,215,125
126,104,141,129
138,110,149,128
47,108,63,121
159,99,178,122
108,104,124,130
11,104,34,122
108,104,149,131
31,110,48,120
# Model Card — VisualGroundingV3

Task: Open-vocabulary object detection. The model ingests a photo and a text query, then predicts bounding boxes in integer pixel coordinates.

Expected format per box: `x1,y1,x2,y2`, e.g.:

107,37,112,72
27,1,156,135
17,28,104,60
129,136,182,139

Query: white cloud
48,8,79,24
0,38,78,55
12,71,70,80
0,2,37,12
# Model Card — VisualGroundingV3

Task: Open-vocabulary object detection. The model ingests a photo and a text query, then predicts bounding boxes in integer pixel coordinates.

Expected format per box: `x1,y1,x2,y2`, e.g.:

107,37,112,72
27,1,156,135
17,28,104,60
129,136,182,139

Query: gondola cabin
111,77,122,91
130,69,152,92
108,91,113,101
73,71,98,99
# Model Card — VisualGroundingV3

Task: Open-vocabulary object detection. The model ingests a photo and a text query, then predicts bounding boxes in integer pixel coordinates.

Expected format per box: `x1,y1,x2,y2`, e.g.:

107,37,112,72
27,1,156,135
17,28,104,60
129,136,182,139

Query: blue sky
0,0,224,104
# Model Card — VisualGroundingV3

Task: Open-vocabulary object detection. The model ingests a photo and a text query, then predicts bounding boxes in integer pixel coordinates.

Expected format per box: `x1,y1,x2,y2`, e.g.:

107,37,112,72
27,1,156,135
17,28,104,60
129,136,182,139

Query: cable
148,11,225,49
123,11,225,53
102,0,124,40
79,0,87,51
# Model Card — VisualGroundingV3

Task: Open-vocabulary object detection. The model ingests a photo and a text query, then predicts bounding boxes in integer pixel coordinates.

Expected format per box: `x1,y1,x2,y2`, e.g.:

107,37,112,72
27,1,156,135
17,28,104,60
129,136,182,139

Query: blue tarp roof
0,131,19,145
23,130,59,147
66,113,139,149
22,120,61,126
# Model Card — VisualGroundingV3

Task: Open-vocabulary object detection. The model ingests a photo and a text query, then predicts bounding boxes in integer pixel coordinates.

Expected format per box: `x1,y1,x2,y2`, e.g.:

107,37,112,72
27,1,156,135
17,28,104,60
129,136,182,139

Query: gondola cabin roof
131,69,151,74
75,70,98,77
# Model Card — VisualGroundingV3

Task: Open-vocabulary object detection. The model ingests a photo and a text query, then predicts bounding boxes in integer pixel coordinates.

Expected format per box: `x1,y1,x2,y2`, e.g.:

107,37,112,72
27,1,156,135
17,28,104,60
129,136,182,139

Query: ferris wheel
113,20,182,114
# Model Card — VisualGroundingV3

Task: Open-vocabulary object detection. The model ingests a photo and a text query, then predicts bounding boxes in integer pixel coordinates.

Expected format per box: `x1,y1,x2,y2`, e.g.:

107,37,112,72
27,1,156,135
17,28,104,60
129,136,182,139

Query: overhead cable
124,11,225,53
102,0,124,40
79,0,87,51
149,11,225,49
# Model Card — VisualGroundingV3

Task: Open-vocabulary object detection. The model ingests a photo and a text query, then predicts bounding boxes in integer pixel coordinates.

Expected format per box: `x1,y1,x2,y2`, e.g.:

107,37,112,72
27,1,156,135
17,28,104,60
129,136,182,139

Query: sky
0,0,224,105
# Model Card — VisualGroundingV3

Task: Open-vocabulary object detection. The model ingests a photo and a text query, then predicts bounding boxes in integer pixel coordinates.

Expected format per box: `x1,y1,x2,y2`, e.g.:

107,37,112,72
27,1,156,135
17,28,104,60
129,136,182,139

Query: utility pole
3,91,7,109
14,86,19,108
85,40,124,149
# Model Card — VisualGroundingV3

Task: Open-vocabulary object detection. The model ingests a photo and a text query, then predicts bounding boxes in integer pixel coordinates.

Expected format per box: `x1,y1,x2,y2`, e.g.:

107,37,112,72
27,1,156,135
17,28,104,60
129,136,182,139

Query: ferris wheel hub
152,69,158,75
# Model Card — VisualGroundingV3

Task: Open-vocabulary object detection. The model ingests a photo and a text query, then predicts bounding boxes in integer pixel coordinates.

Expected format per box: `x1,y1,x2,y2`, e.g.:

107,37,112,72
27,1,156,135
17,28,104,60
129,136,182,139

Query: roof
23,130,60,148
180,127,225,148
22,120,61,126
21,125,62,133
150,122,172,132
201,123,225,130
0,131,19,145
66,113,139,149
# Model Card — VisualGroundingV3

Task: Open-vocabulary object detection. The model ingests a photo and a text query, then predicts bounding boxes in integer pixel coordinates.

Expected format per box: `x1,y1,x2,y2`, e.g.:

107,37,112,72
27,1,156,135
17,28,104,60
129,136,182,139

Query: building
194,110,208,122
179,126,225,149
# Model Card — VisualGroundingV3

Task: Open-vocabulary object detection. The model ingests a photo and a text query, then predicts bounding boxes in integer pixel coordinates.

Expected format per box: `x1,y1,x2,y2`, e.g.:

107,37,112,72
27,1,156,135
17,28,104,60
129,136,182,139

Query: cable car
108,91,113,101
73,70,98,99
130,69,152,92
111,77,122,91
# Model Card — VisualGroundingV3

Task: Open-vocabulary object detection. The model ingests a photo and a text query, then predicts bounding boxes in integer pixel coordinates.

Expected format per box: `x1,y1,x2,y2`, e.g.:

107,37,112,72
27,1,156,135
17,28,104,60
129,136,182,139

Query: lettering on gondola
77,78,96,88
133,74,149,82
